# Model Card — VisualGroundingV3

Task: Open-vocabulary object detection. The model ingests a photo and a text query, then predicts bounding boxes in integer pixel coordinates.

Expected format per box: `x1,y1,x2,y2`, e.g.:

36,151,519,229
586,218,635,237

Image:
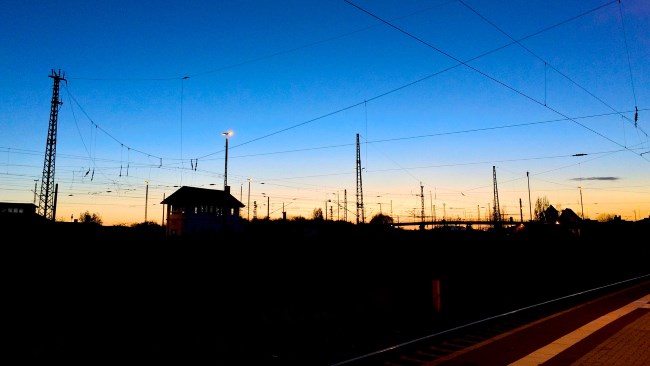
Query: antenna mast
38,69,66,221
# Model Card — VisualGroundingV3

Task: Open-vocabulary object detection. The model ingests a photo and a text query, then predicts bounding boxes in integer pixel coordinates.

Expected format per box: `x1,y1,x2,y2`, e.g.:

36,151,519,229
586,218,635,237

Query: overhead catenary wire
57,2,633,166
457,0,646,137
6,3,647,223
196,0,636,160
618,0,638,108
65,86,167,163
2,108,646,174
343,0,649,162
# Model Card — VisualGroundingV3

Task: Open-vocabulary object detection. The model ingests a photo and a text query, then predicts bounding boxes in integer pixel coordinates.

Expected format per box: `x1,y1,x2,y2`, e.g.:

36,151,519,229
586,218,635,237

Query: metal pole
579,186,584,220
145,181,149,223
223,136,228,189
267,196,270,219
247,179,251,220
337,192,340,220
527,171,532,221
52,183,58,222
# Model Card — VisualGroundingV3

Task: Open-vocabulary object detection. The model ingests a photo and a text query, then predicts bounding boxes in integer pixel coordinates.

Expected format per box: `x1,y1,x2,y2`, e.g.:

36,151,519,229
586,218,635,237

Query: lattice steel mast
420,182,425,229
38,69,66,221
355,133,365,224
492,165,501,226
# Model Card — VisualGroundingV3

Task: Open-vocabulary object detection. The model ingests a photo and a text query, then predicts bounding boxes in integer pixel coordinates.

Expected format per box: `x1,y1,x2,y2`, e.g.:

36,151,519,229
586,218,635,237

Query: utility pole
430,191,433,223
337,191,340,221
144,180,149,223
38,69,66,221
579,186,584,220
222,131,232,190
355,133,365,224
527,171,532,221
344,189,348,222
519,198,523,222
267,195,270,219
33,180,38,204
247,178,251,221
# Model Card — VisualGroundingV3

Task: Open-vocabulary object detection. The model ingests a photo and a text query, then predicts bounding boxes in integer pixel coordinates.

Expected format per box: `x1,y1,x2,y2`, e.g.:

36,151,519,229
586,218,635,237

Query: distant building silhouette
559,208,581,226
544,205,559,223
0,202,41,225
160,186,244,236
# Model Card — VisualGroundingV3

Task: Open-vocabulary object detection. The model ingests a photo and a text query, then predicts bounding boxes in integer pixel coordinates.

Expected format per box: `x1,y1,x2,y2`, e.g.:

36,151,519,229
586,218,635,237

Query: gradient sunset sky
1,0,648,226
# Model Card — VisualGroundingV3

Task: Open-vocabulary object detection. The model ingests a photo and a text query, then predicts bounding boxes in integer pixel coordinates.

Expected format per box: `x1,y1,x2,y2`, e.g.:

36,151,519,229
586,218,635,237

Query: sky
1,0,649,226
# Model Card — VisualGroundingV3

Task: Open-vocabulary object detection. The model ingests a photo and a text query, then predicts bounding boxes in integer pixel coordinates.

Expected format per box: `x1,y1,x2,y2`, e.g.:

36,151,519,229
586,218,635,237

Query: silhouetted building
544,205,559,223
559,208,581,226
160,186,244,236
0,202,40,225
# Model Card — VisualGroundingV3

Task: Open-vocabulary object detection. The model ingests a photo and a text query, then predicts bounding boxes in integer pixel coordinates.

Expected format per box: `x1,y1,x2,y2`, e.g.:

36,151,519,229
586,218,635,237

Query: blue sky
1,0,649,225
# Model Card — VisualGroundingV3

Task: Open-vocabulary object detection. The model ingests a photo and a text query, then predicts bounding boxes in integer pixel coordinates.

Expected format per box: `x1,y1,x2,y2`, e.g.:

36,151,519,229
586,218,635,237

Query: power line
58,2,632,165
618,0,638,107
197,1,636,160
343,0,649,162
66,2,457,82
458,0,646,137
65,86,169,162
3,108,645,169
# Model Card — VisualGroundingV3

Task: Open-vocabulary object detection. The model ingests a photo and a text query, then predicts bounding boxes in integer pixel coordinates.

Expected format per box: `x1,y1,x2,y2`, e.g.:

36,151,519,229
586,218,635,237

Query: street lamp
222,131,233,190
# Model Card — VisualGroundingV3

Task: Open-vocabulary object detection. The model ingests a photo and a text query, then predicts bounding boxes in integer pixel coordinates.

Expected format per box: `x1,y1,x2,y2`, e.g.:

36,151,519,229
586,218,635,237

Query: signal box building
161,186,244,236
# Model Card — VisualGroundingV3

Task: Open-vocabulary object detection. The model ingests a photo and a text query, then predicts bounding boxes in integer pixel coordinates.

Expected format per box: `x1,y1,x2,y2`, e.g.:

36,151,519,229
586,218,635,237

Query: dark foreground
8,219,649,365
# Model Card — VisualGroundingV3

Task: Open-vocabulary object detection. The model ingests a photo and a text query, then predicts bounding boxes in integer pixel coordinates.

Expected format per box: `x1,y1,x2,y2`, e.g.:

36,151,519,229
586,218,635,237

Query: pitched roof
160,186,244,208
546,205,558,214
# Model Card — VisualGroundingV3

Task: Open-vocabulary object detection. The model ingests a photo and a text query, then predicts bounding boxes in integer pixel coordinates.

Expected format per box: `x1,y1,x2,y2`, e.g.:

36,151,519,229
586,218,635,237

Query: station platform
424,279,649,366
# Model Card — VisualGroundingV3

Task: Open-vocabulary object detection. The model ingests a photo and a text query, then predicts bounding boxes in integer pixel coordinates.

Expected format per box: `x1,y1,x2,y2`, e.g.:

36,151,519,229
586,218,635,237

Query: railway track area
328,275,649,366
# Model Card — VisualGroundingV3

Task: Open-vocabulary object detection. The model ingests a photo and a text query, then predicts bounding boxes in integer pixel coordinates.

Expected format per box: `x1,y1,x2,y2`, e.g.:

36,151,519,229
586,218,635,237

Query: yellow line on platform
508,294,650,366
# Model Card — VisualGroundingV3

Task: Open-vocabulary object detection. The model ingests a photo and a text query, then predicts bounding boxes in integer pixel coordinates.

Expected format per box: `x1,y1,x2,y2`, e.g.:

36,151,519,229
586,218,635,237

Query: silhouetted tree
79,210,103,225
533,196,550,221
130,221,160,228
369,213,394,226
596,213,617,222
312,208,323,220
